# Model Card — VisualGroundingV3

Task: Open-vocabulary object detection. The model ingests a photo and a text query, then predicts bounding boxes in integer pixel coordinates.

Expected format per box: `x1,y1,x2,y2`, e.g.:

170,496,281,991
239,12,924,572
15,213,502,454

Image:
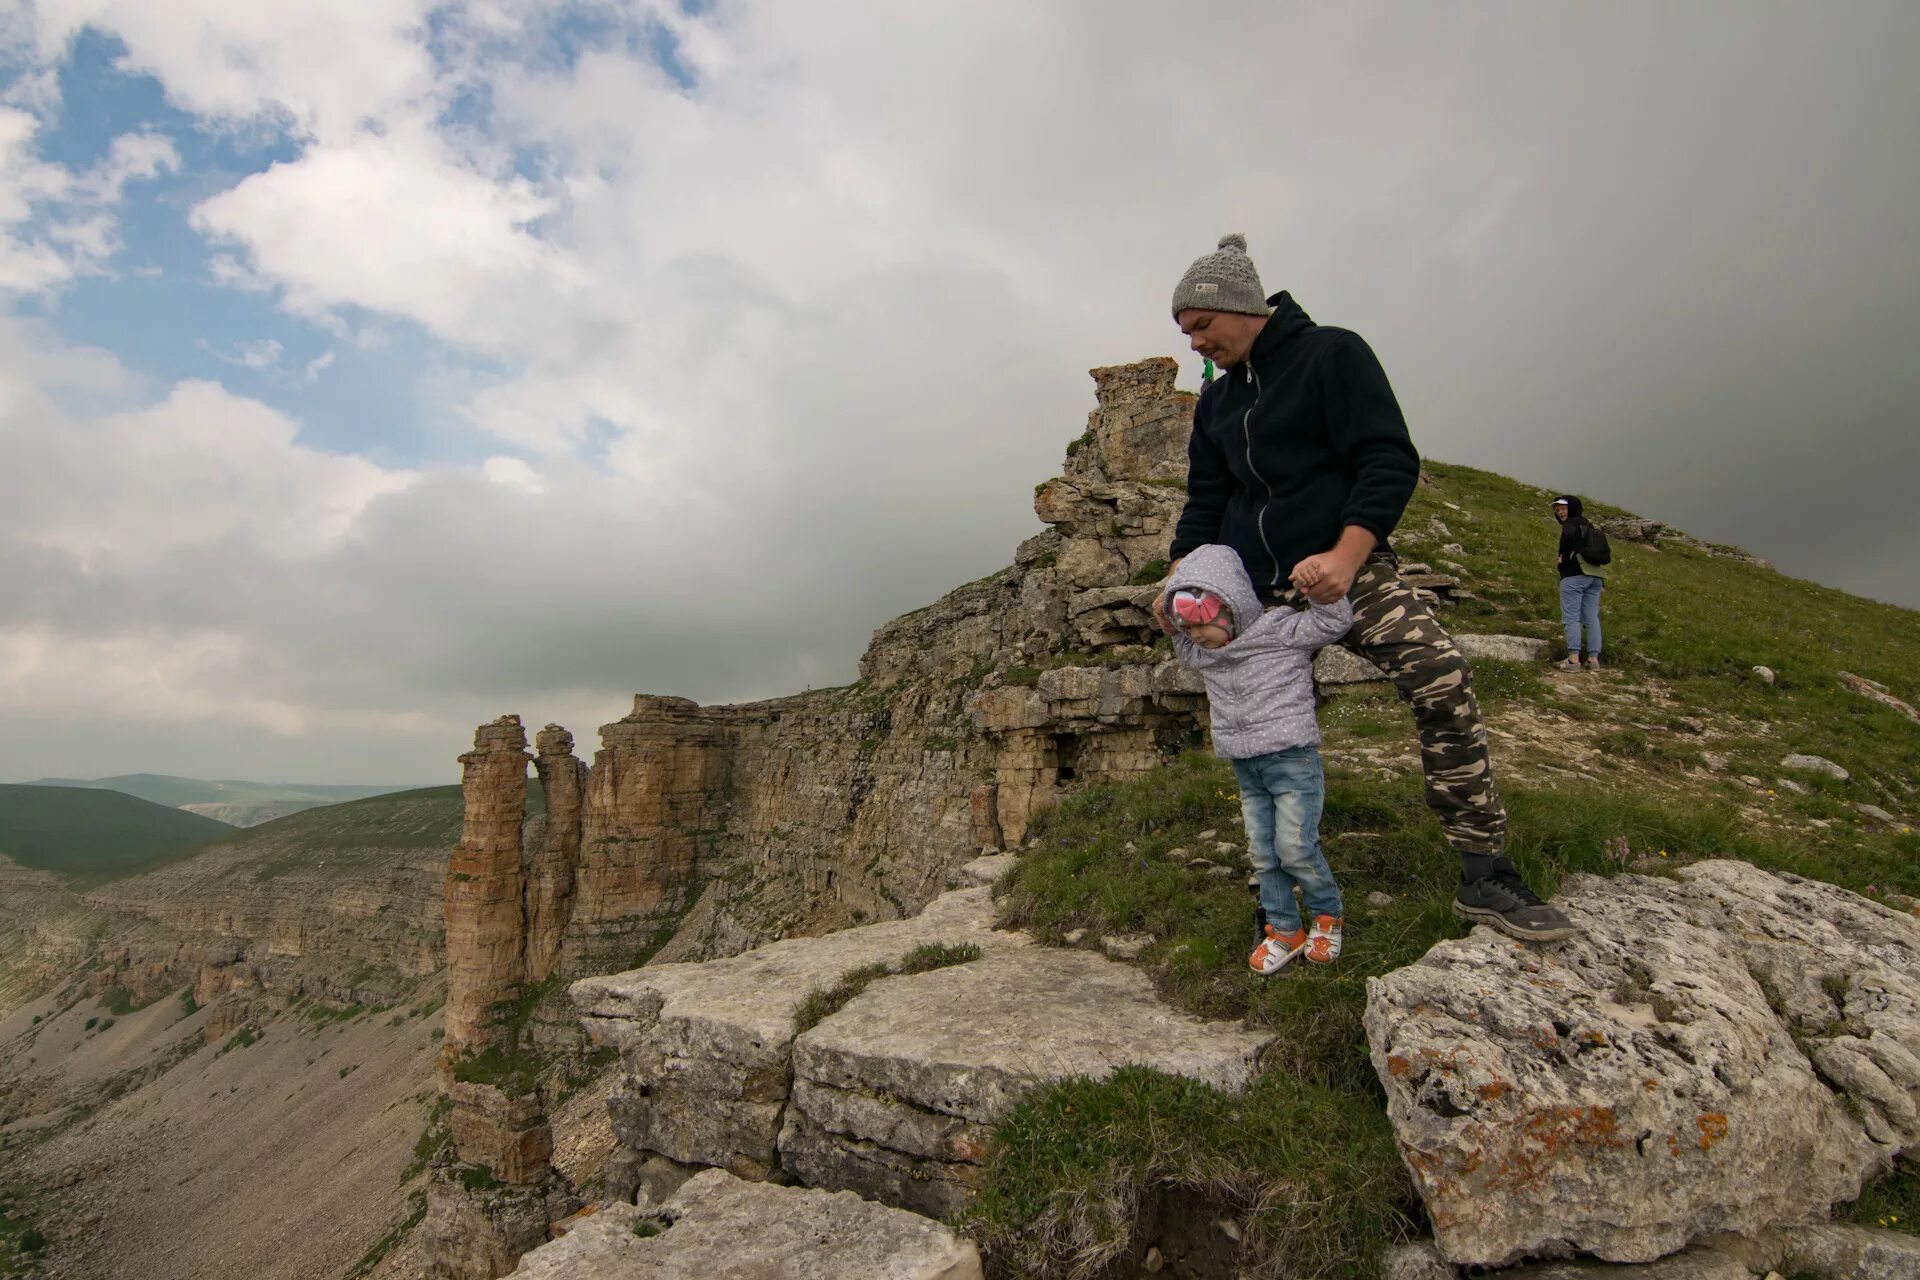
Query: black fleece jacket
1556,495,1601,579
1169,293,1421,594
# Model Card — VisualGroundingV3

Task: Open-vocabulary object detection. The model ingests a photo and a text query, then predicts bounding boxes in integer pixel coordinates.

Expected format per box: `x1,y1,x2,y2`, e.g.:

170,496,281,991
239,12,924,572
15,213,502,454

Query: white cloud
0,107,178,293
197,337,284,369
0,0,1916,782
481,455,542,491
79,129,178,201
190,124,571,344
30,0,438,141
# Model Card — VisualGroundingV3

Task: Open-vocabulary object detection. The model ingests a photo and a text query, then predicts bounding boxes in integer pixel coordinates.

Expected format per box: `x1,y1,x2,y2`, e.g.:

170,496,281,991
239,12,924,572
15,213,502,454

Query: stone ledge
570,886,1024,1174
505,1169,982,1279
779,947,1272,1214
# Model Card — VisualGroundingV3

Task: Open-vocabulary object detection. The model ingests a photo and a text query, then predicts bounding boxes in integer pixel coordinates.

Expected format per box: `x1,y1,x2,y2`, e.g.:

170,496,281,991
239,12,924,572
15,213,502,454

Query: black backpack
1580,521,1612,566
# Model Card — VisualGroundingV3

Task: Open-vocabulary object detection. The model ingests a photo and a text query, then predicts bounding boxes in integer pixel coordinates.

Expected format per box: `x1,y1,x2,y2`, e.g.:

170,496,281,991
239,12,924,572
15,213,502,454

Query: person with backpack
1553,496,1607,671
1155,232,1578,945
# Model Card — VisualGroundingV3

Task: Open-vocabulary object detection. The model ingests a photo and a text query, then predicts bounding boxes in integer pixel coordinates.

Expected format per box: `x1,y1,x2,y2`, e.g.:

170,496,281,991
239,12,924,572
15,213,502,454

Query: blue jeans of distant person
1560,574,1604,658
1231,746,1342,935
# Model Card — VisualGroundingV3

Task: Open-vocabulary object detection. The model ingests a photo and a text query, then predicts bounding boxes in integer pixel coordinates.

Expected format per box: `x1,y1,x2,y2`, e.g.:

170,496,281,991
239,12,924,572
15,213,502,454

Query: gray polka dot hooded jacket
1163,544,1354,760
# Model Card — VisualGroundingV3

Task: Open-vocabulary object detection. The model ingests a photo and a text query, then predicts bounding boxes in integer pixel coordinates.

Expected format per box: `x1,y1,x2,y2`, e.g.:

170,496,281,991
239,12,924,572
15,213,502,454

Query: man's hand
1289,552,1354,603
1290,526,1378,603
1150,557,1183,633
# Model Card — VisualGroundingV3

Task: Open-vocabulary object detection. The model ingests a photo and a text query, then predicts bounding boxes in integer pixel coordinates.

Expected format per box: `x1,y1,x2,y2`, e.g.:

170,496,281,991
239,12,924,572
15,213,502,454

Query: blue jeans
1560,575,1603,657
1231,746,1342,934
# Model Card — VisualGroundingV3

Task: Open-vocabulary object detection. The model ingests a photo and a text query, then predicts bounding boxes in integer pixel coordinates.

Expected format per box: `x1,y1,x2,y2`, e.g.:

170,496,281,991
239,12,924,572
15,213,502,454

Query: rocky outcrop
526,726,585,984
419,1170,574,1280
448,1081,554,1186
1839,672,1920,726
573,877,1269,1221
503,1169,983,1279
1365,859,1920,1266
444,716,533,1060
573,885,1019,1178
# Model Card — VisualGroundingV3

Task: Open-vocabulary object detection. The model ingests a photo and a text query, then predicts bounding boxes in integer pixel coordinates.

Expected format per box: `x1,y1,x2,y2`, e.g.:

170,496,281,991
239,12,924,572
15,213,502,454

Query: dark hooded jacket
1555,495,1602,579
1169,293,1421,597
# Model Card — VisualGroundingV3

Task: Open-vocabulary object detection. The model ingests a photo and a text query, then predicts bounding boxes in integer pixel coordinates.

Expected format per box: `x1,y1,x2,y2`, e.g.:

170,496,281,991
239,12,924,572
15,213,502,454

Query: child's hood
1164,544,1264,638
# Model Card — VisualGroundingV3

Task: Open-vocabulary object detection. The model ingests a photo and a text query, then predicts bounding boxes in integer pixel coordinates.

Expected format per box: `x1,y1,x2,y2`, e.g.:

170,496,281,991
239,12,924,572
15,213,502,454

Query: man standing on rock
1155,233,1576,943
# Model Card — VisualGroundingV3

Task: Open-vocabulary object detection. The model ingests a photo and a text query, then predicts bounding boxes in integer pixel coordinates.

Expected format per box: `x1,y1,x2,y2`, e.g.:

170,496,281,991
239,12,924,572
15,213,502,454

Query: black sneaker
1453,872,1578,942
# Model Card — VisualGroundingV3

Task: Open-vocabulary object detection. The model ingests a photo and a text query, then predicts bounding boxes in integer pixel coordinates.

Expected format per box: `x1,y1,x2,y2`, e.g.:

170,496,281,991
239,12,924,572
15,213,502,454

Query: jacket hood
1555,495,1585,518
1238,291,1313,367
1165,544,1263,639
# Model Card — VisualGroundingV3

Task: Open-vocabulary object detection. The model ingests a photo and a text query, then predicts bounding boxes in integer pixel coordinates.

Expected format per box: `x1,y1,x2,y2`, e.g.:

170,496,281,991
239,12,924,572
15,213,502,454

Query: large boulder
1365,860,1920,1266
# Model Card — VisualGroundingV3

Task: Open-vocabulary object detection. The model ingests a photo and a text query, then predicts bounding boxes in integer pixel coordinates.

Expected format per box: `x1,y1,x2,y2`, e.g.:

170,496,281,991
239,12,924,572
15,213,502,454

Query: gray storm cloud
0,1,1915,782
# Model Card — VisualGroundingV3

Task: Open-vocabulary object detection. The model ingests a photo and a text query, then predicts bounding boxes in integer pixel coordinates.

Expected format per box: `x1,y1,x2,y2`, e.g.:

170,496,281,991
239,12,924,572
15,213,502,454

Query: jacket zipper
1239,364,1281,586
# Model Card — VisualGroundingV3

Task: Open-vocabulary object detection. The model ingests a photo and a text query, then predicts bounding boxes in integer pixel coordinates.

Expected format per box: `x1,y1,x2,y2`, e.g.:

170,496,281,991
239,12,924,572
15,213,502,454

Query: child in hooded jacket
1164,544,1354,973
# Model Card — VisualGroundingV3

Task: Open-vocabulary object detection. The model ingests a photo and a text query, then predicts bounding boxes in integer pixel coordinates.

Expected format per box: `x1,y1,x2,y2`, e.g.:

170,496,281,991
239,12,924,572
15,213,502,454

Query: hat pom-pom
1217,232,1248,253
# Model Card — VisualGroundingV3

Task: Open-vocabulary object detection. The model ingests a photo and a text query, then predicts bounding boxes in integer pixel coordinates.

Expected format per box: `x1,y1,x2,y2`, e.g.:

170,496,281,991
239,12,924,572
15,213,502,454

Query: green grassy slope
1413,460,1920,797
118,780,549,884
971,461,1920,1278
27,774,418,808
0,786,237,884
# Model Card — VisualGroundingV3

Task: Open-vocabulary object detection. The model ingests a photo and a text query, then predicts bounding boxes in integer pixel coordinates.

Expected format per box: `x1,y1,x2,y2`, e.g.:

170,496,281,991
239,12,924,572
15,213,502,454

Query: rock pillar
526,724,586,983
443,716,532,1063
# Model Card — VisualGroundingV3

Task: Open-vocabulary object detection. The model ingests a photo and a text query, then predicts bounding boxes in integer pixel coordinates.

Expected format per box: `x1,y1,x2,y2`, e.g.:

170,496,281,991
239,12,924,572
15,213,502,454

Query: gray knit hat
1170,233,1270,320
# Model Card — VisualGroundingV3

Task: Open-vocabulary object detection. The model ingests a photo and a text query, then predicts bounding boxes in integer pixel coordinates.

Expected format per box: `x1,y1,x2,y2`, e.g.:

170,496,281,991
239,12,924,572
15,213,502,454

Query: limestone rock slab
1456,633,1551,664
1493,1248,1749,1280
1707,1222,1920,1279
506,1170,982,1279
780,947,1271,1214
1316,646,1389,685
1782,753,1850,781
949,853,1021,888
571,886,1023,1175
1365,860,1920,1267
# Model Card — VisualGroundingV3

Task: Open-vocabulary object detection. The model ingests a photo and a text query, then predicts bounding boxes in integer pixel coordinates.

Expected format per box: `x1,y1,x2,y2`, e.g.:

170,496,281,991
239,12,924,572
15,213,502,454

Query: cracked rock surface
505,1169,982,1279
1365,859,1920,1266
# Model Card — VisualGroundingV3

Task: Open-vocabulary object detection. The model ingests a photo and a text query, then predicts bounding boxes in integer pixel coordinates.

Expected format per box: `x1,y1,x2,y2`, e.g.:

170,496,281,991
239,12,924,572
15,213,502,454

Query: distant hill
29,773,419,808
0,784,237,884
139,779,548,883
25,774,429,828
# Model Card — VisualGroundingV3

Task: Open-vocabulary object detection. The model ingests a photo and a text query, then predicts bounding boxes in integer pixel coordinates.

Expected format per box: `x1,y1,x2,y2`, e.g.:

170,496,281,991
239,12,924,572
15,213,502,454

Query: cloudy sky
1,1,1915,785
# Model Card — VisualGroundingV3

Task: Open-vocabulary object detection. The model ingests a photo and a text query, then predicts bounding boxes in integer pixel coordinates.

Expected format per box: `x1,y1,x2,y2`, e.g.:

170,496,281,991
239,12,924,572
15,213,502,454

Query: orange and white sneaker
1249,924,1308,976
1304,915,1343,965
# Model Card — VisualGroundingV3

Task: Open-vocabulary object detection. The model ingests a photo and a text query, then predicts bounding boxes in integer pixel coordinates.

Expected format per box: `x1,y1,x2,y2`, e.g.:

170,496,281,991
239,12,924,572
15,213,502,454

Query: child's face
1186,622,1233,649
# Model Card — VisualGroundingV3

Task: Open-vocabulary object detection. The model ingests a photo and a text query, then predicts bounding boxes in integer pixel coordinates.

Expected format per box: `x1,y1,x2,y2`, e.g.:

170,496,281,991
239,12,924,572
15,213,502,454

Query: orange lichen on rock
1695,1112,1729,1151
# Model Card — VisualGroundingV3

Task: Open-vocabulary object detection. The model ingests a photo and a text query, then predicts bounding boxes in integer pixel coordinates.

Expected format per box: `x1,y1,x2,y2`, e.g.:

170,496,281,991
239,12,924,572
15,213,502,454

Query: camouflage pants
1285,556,1506,856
